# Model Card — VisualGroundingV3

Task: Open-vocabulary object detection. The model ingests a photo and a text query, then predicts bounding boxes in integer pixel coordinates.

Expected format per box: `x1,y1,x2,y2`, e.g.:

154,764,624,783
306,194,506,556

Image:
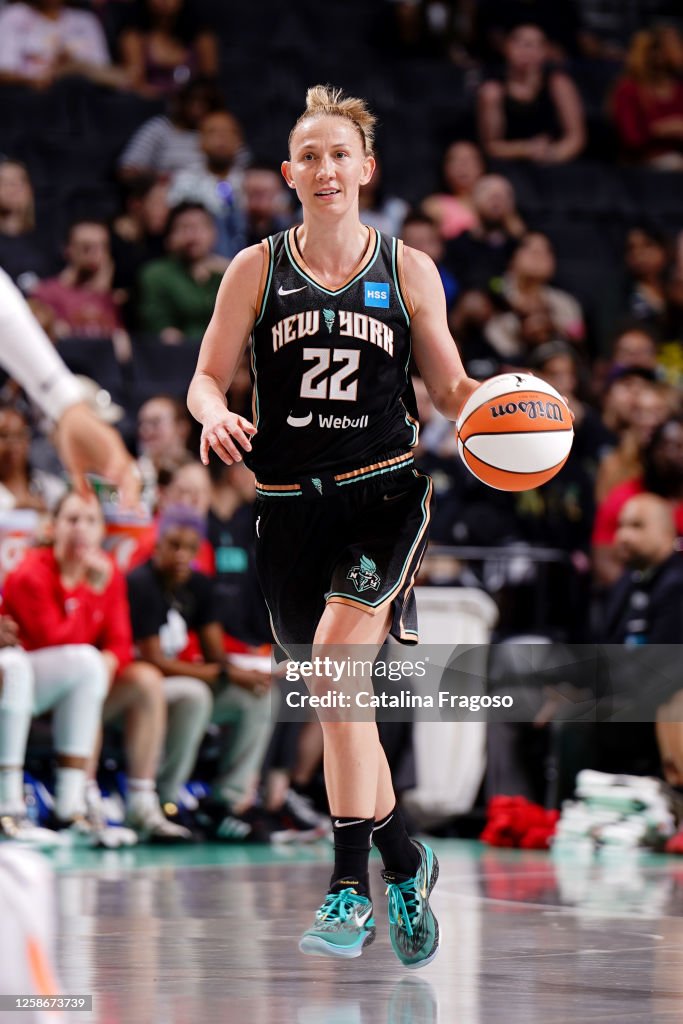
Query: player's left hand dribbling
200,410,257,466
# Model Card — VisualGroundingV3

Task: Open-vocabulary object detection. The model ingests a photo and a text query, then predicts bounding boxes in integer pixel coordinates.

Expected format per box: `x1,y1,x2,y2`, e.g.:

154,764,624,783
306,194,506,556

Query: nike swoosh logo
334,819,367,828
278,285,307,296
286,411,313,428
383,490,408,502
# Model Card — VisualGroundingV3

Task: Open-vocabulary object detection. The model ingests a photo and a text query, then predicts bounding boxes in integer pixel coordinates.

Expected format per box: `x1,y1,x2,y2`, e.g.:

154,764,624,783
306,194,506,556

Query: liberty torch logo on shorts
347,554,381,593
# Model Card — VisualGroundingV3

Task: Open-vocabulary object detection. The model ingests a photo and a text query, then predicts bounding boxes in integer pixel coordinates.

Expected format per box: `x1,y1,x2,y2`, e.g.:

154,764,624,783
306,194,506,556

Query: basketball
456,373,574,492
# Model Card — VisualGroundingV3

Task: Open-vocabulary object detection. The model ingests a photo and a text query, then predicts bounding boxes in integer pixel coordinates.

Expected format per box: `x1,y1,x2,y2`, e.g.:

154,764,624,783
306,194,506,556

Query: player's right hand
200,410,257,467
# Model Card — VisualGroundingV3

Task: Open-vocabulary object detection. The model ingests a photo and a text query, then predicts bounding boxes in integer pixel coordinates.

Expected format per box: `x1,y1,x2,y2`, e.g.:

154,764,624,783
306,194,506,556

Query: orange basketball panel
458,390,572,443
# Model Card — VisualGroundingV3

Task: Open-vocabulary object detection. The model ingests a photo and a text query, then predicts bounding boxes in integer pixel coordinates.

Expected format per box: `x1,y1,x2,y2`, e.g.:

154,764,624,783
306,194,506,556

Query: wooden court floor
49,839,683,1023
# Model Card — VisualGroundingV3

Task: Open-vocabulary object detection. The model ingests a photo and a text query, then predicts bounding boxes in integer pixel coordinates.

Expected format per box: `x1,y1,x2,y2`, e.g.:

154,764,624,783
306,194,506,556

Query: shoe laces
386,877,420,938
317,888,368,923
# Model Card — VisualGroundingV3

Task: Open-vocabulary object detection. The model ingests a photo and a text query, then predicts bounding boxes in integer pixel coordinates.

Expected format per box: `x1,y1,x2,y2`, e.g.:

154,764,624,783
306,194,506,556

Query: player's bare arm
402,245,479,421
187,244,264,466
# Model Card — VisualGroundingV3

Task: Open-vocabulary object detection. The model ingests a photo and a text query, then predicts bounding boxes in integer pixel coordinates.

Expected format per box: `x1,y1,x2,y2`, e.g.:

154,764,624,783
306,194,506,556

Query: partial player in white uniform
0,266,142,1017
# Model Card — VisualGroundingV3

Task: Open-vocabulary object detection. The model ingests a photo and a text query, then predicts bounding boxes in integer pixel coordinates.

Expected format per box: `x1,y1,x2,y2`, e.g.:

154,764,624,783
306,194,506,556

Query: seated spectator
0,612,116,845
130,456,216,573
612,26,683,169
358,155,409,238
136,394,193,508
0,158,55,291
621,225,670,331
596,377,677,500
592,415,683,586
421,140,485,240
470,0,580,63
127,505,275,840
477,23,585,163
664,228,683,352
33,219,125,339
241,162,293,247
401,211,459,308
118,75,225,180
0,0,128,90
208,458,271,647
448,288,502,380
168,109,248,258
610,324,659,373
596,496,683,835
2,491,194,841
444,173,525,290
0,403,65,511
111,175,170,294
137,201,227,342
118,0,218,98
601,366,655,437
532,340,616,478
485,232,585,359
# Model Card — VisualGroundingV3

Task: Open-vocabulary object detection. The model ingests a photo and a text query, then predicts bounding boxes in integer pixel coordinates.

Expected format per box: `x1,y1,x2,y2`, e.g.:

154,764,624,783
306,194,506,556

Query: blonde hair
289,84,377,156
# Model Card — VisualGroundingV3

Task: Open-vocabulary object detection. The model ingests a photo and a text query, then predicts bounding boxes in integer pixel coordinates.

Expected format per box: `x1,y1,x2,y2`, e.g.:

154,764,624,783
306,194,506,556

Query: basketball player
188,86,479,967
0,268,141,1014
0,266,140,505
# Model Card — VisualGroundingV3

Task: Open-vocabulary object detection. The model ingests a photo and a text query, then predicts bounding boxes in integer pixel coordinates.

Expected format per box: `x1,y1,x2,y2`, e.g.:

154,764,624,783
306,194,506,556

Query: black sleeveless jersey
244,226,419,482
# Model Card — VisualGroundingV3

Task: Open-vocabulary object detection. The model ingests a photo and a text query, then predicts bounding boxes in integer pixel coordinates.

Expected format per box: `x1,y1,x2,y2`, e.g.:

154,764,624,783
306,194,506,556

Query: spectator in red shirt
33,220,125,339
3,491,193,841
612,26,683,169
592,416,683,585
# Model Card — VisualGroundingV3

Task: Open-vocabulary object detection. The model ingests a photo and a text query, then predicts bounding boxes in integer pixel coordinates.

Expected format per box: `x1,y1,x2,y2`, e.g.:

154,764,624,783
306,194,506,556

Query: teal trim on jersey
391,237,410,327
335,457,414,487
392,238,417,446
251,237,274,427
255,487,303,498
326,470,431,609
401,400,419,447
255,236,274,326
284,228,381,296
250,342,260,426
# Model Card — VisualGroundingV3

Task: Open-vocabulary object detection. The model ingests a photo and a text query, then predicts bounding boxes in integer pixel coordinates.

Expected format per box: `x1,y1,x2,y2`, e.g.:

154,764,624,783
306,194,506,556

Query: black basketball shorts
253,463,432,654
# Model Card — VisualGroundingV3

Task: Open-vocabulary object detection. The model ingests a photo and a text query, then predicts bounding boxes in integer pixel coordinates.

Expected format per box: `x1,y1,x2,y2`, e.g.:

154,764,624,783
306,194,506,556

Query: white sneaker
84,786,138,847
126,797,193,843
48,814,138,849
0,813,64,849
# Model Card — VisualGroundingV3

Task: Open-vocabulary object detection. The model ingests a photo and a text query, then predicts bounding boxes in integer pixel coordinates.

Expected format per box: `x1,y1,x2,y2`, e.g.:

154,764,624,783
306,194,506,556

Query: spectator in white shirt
0,0,129,90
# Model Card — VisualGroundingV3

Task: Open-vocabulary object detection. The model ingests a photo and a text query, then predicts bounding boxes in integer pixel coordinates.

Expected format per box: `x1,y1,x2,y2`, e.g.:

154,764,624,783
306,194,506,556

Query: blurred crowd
0,0,683,844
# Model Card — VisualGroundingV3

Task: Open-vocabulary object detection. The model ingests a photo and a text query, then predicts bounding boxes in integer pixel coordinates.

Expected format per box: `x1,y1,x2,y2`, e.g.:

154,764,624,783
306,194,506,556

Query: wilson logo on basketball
489,400,564,422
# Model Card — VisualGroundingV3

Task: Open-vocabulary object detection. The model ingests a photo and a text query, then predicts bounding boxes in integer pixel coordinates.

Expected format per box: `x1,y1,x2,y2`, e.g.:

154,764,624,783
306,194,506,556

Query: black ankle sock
372,804,420,877
329,816,374,896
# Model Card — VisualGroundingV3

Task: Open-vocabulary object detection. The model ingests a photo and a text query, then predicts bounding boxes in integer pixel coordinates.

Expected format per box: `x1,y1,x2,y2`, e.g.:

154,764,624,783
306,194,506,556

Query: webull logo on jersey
287,411,369,429
319,413,369,429
489,399,564,421
272,309,393,356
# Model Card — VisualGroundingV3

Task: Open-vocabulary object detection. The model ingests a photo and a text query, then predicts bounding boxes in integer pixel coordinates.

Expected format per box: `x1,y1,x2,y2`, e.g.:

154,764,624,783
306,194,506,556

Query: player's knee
0,648,34,710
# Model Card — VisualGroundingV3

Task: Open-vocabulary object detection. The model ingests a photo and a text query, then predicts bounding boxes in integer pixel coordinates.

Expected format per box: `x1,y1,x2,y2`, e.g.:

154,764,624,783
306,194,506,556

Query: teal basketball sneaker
382,841,440,969
299,887,376,959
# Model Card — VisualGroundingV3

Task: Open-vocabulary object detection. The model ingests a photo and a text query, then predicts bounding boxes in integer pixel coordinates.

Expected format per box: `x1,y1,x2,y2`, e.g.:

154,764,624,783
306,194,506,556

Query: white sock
0,767,24,815
127,780,158,818
54,767,86,821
